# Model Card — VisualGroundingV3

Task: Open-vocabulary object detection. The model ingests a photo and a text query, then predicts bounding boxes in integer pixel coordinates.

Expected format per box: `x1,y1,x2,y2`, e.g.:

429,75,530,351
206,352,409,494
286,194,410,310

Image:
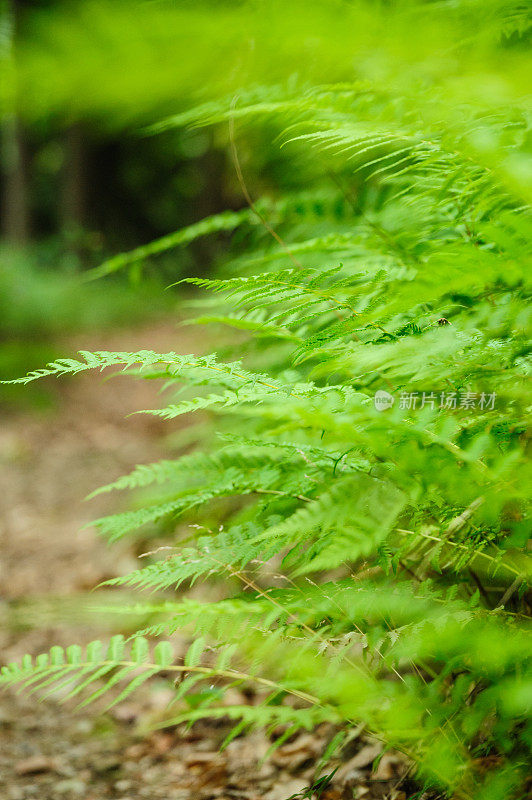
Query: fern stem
395,529,526,581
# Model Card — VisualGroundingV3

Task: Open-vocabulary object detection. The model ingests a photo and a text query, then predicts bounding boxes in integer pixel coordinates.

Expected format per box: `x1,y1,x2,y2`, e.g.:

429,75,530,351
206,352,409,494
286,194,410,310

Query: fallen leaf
15,755,58,775
185,751,225,767
372,750,404,780
336,742,383,782
271,734,324,770
124,743,146,760
321,790,344,800
110,703,140,724
264,777,309,800
148,731,175,757
185,751,227,788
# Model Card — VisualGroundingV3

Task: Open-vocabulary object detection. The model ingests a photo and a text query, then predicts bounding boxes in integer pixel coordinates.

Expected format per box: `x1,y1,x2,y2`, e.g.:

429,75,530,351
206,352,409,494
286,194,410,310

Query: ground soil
0,321,412,800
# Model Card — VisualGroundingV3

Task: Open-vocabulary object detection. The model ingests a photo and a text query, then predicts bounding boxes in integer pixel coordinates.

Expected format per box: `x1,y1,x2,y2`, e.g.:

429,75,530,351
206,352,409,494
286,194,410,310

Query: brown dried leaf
371,750,404,780
185,751,228,788
148,731,175,757
124,743,146,760
186,751,225,767
110,703,140,724
14,755,58,775
264,777,309,800
271,733,324,770
336,742,383,782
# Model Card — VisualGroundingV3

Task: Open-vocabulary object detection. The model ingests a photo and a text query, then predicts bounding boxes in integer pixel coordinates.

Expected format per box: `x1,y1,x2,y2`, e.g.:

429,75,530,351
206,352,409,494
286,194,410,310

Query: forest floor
0,321,413,800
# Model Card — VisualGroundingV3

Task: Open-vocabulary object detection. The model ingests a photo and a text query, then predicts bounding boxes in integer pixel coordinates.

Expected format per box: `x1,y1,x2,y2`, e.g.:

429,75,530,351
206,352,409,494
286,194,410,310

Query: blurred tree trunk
60,122,87,239
1,114,30,244
1,0,30,245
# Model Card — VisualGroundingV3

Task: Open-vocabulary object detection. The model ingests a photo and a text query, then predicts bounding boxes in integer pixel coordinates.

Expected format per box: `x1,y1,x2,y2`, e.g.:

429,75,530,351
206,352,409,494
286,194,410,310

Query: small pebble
115,780,134,792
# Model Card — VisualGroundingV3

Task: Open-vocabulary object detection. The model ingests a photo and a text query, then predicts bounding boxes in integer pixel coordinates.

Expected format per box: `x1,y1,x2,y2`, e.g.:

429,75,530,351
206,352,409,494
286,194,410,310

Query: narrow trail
0,321,407,800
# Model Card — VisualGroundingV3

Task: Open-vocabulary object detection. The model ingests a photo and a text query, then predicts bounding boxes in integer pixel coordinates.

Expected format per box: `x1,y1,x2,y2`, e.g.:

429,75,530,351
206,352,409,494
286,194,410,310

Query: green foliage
2,2,531,799
85,209,258,281
0,247,172,405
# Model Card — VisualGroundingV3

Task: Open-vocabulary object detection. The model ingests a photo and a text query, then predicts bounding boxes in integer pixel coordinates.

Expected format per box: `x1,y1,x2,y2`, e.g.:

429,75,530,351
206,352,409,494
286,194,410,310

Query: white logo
374,390,394,412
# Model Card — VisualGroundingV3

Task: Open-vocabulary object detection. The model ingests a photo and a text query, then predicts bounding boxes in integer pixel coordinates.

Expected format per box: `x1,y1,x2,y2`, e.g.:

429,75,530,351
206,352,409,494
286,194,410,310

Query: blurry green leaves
84,209,256,281
12,1,532,129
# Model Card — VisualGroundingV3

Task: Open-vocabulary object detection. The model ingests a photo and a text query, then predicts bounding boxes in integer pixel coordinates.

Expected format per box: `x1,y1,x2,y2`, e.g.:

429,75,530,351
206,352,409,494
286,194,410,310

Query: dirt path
0,321,409,800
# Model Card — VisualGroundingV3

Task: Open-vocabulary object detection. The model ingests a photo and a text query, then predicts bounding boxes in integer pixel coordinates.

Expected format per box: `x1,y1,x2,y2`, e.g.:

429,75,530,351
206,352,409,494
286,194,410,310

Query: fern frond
0,635,321,710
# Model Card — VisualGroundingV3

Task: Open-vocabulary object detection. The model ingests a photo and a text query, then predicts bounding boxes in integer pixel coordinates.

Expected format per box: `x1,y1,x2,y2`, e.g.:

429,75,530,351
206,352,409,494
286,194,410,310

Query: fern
3,2,532,798
0,635,321,712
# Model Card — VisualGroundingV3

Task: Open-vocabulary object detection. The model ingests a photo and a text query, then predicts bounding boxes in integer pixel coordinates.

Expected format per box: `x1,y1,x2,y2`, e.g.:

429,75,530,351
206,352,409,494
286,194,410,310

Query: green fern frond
0,635,322,711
